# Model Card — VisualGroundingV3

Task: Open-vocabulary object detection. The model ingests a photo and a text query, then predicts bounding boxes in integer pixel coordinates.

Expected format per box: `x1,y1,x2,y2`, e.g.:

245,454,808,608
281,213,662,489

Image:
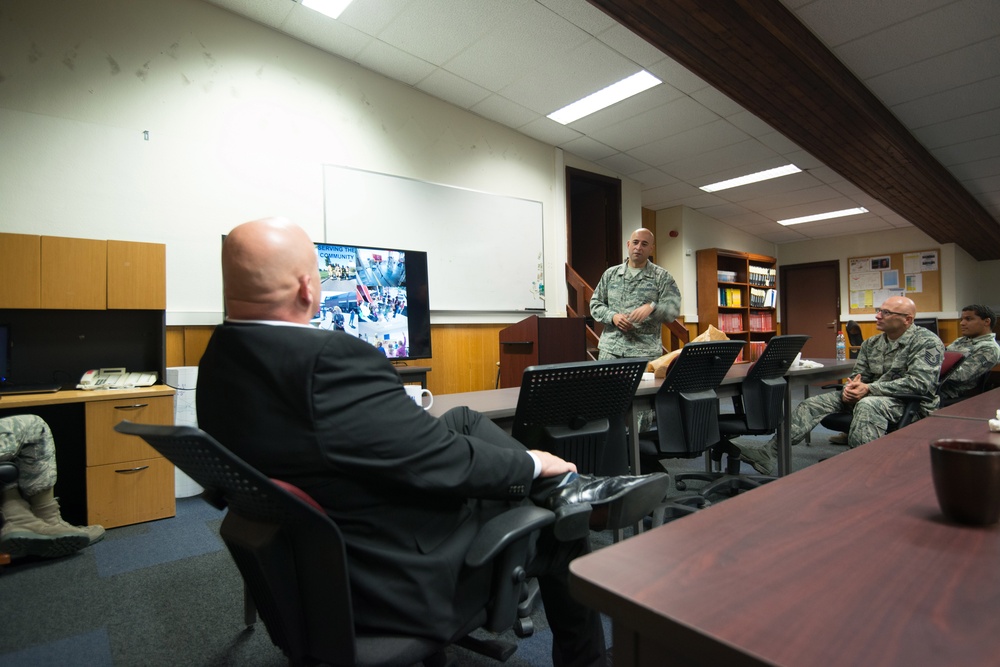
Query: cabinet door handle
114,466,150,474
114,403,149,410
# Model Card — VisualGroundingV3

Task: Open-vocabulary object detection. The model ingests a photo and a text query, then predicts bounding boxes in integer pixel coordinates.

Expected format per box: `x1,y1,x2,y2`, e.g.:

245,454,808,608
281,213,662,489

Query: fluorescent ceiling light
700,164,802,192
301,0,354,20
777,207,869,226
547,71,661,125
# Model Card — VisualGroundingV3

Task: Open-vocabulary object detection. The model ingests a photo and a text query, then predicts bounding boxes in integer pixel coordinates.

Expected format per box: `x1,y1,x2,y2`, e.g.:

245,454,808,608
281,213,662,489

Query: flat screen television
311,242,432,361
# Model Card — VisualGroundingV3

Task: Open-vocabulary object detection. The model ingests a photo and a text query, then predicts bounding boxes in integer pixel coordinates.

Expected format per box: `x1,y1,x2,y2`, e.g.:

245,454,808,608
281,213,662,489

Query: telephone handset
78,368,158,390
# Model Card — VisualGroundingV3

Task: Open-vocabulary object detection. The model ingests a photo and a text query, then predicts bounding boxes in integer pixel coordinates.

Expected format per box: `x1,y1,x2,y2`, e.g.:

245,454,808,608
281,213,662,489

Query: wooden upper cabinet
108,240,166,309
41,236,107,309
0,233,42,308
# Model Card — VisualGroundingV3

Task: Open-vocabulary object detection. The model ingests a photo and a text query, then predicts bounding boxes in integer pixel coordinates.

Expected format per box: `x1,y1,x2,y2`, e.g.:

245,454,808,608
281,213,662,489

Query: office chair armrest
820,381,848,390
465,505,555,568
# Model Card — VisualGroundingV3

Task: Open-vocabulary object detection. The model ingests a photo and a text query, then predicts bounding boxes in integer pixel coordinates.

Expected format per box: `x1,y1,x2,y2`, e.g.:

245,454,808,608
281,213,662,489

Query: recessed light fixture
700,164,802,193
777,207,869,226
301,0,354,20
547,71,661,125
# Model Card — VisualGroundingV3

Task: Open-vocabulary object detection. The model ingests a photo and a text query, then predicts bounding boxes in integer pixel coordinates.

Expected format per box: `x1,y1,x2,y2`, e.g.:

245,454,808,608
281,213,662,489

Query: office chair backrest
913,317,940,336
845,320,863,346
653,340,745,456
512,358,647,474
112,421,360,666
940,350,964,380
740,335,810,431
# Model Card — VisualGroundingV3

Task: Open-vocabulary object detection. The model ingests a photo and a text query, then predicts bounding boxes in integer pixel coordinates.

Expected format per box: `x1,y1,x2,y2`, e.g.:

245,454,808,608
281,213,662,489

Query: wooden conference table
927,387,999,422
569,388,1000,667
429,358,856,477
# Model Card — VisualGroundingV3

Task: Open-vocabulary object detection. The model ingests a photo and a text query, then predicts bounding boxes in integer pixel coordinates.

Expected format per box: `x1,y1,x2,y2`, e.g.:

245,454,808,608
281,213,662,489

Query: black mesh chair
845,320,863,358
674,335,810,498
637,340,745,523
114,422,554,667
512,358,648,478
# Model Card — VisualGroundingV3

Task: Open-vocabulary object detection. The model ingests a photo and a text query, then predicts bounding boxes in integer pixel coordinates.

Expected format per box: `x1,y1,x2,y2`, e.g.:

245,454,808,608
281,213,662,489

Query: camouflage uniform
940,333,1000,399
0,414,58,497
590,260,681,360
787,324,944,449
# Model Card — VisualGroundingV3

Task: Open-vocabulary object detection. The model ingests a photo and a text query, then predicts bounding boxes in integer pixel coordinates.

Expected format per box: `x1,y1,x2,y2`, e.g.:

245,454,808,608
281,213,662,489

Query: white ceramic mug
404,384,434,410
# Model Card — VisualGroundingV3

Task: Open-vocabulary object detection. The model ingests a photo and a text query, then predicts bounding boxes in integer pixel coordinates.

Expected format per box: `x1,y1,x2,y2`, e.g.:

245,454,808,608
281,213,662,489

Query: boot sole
552,502,593,542
591,474,672,531
0,532,90,559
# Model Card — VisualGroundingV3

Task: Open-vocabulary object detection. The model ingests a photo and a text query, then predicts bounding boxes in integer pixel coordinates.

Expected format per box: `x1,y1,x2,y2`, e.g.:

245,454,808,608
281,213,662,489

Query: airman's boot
30,497,106,546
0,496,89,558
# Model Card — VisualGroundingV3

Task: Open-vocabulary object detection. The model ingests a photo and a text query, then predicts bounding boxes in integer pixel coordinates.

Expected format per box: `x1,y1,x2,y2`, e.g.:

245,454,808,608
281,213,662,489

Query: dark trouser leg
527,529,606,667
439,405,527,452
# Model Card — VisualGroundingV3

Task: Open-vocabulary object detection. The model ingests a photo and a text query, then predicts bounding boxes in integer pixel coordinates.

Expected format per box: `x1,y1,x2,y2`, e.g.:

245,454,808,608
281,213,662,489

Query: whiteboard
323,165,544,312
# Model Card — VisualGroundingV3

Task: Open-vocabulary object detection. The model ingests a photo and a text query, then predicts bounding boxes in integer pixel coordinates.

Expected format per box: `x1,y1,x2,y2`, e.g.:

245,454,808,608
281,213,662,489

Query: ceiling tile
588,95,720,153
415,69,490,109
627,119,750,167
560,136,618,162
891,76,1000,129
790,0,954,47
469,94,539,128
597,152,651,175
354,39,435,86
517,115,583,146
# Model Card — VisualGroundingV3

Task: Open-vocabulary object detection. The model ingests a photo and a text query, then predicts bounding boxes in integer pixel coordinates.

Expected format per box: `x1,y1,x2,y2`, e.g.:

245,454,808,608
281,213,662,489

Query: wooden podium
498,315,587,388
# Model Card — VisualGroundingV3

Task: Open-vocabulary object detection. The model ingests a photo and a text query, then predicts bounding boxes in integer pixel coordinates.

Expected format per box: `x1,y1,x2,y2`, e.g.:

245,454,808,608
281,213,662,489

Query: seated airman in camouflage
740,296,944,475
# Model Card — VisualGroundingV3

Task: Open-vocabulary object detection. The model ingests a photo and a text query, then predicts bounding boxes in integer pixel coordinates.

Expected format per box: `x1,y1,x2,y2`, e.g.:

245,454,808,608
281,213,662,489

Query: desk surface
0,385,175,409
929,387,1000,422
569,413,1000,667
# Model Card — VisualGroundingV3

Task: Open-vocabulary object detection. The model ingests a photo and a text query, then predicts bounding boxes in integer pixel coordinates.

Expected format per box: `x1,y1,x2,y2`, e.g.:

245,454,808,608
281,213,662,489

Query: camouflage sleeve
852,337,875,382
589,267,614,325
867,332,944,398
944,338,1000,388
651,268,681,324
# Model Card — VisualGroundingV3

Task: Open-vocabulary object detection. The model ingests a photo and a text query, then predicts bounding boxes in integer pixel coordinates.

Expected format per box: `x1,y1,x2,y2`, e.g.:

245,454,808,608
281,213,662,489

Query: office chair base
650,496,708,528
455,635,518,663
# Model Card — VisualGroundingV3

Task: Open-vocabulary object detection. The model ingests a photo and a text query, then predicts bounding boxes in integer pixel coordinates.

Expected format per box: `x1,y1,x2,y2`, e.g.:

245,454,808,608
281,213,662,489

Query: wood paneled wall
167,323,506,395
168,318,958,393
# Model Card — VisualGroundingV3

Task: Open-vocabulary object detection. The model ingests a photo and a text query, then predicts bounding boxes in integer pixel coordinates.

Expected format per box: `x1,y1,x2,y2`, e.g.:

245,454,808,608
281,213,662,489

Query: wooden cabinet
696,248,777,362
0,233,166,310
84,394,175,527
108,240,166,310
0,233,42,308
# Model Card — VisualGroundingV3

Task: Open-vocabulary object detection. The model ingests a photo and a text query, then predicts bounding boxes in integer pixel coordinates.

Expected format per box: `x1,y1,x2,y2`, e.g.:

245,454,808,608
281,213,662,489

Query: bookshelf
696,248,778,362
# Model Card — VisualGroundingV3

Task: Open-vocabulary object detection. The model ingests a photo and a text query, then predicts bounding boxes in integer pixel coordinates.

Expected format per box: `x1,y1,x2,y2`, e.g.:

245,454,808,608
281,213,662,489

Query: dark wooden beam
588,0,1000,260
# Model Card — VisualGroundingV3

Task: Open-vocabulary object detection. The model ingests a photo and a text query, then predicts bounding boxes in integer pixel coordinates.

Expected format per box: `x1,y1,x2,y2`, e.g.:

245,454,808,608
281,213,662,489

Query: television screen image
312,242,432,361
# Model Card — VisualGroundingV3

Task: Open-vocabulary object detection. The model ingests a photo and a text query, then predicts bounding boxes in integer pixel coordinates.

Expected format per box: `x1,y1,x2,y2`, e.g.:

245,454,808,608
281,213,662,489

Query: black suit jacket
196,322,535,640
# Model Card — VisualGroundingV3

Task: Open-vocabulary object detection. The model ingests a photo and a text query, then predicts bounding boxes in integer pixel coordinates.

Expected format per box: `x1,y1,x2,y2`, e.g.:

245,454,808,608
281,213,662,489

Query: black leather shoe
531,472,670,541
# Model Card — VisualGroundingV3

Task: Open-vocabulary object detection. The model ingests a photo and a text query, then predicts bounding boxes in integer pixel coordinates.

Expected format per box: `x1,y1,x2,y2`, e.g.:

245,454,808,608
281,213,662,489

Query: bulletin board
848,249,941,314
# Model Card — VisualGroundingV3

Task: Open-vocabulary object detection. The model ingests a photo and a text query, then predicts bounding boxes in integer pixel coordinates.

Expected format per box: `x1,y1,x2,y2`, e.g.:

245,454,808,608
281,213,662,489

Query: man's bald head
222,217,321,323
875,295,917,340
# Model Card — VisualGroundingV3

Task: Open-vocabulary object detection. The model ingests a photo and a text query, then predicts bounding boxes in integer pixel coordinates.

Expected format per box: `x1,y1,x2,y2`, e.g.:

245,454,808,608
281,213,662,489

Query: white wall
0,0,638,325
778,226,978,319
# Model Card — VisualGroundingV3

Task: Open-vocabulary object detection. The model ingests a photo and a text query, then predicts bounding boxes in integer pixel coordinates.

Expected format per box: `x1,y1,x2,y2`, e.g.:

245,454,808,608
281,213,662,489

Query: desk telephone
77,368,158,390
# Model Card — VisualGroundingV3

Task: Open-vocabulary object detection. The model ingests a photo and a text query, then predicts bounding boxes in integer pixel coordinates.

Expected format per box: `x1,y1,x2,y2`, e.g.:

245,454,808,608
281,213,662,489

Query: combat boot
0,496,89,558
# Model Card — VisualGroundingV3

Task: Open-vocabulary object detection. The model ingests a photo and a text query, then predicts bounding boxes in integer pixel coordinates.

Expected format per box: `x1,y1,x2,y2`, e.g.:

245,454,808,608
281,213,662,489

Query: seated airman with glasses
738,296,944,474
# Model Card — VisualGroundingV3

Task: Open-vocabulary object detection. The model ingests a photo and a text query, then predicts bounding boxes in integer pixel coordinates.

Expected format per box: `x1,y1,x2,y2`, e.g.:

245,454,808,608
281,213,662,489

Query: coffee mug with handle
404,384,434,410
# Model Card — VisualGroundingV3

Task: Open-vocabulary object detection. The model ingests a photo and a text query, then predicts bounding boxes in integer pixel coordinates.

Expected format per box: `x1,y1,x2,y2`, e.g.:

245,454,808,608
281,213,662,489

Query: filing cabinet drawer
86,456,176,528
85,395,173,466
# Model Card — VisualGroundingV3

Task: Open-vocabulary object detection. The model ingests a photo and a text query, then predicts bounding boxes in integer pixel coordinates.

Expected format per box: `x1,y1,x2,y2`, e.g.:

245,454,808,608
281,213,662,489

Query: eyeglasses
874,308,907,317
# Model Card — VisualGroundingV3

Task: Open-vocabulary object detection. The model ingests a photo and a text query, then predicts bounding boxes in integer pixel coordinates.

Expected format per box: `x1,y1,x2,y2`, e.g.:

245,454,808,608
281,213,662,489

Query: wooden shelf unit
696,248,778,362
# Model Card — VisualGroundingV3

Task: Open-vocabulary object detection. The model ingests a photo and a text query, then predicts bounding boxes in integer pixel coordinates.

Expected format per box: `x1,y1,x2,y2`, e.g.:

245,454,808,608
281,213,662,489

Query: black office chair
845,320,863,358
636,340,745,524
819,350,964,439
940,366,994,408
512,358,647,478
673,335,810,498
0,462,17,568
114,422,554,667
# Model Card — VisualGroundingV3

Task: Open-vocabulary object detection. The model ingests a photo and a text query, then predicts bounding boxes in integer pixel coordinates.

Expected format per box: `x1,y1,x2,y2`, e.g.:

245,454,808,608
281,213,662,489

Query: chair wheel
676,480,688,491
515,617,534,638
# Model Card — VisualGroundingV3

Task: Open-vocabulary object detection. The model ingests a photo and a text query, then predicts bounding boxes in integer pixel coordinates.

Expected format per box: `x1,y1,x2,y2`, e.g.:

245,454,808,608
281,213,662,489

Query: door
780,261,840,359
567,167,622,289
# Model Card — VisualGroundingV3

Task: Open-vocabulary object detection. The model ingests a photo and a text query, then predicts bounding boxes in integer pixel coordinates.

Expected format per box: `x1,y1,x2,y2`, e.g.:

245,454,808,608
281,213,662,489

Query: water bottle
836,332,847,361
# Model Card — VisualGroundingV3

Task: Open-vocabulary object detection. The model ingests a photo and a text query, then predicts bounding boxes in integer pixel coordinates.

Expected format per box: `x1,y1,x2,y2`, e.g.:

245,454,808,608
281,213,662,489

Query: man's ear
298,274,316,310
